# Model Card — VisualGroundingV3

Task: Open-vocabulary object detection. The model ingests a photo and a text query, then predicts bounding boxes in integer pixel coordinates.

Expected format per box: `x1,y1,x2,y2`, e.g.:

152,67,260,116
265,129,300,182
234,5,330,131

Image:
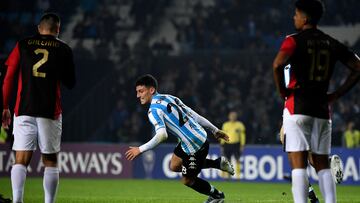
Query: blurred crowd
0,0,79,55
103,0,360,146
172,0,360,53
106,50,360,146
0,0,359,146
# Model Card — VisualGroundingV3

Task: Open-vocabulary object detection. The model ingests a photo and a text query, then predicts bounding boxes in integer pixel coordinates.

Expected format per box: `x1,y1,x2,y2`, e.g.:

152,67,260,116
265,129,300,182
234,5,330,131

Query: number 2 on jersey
167,102,188,127
308,48,330,81
33,48,48,78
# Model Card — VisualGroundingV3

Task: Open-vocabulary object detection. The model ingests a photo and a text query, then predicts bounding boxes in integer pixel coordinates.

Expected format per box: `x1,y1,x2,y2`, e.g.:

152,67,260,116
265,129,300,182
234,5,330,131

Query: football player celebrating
126,74,234,203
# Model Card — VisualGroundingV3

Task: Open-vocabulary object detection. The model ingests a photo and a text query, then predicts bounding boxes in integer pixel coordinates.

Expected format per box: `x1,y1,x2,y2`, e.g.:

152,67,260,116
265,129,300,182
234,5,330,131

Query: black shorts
223,143,241,160
173,141,209,177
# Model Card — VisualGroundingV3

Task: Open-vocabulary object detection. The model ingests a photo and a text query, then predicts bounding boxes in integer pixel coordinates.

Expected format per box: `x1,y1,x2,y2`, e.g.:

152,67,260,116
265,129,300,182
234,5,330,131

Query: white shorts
12,115,62,154
283,109,331,155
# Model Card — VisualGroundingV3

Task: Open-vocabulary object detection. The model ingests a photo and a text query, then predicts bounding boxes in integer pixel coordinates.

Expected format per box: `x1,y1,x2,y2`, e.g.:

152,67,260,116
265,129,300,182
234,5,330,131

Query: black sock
308,184,318,201
188,178,223,199
203,158,221,169
188,177,211,196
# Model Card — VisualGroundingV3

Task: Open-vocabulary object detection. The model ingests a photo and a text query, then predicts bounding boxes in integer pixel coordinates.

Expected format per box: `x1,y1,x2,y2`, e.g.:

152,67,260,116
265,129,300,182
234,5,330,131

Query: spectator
343,121,360,148
151,37,173,56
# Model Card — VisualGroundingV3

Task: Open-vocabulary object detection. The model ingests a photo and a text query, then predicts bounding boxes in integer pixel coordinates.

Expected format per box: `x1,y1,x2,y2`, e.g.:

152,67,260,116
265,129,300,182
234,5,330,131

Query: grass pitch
0,178,359,203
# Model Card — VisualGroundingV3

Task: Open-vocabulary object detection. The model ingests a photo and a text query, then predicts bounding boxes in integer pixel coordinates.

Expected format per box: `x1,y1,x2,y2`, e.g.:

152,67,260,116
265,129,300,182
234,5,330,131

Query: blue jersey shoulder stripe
148,108,165,130
150,103,166,110
158,95,175,105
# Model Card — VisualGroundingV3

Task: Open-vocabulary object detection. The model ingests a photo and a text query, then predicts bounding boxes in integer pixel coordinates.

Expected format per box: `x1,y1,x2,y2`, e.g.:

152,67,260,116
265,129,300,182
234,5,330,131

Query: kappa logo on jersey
189,162,197,170
189,156,196,161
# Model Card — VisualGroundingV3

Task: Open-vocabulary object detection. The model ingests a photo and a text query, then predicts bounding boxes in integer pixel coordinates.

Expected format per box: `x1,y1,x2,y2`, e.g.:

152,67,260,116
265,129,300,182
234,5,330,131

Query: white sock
318,169,336,203
11,164,27,203
43,167,59,203
291,168,309,203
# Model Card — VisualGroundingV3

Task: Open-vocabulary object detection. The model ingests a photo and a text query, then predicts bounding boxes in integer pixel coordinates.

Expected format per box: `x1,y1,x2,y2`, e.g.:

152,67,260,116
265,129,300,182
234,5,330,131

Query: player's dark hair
295,0,324,25
135,74,158,90
39,12,60,33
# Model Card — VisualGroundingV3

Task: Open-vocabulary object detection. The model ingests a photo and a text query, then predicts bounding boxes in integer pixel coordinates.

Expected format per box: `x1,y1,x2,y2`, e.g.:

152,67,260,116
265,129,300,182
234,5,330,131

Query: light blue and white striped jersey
148,93,207,154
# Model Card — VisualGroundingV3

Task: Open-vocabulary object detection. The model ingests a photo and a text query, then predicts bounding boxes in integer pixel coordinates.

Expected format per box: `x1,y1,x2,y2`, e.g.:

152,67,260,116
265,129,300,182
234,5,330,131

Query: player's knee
181,176,195,186
311,154,329,172
14,160,30,167
169,163,181,172
314,163,329,172
15,151,33,166
42,153,58,167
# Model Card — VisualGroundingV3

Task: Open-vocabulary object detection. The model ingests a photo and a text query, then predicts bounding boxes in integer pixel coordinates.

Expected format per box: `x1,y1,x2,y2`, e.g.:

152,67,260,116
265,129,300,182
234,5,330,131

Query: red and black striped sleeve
3,42,20,109
280,36,296,56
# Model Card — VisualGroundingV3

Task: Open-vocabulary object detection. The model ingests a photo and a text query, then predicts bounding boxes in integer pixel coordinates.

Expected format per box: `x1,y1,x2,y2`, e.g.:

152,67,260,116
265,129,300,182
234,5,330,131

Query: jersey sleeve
148,108,166,132
5,42,20,68
139,127,168,153
280,36,296,56
3,42,20,109
183,102,219,134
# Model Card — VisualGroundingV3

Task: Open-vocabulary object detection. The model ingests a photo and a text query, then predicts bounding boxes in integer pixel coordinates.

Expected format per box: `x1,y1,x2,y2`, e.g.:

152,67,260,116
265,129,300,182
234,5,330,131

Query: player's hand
279,125,285,145
2,109,11,129
214,130,229,142
125,146,141,161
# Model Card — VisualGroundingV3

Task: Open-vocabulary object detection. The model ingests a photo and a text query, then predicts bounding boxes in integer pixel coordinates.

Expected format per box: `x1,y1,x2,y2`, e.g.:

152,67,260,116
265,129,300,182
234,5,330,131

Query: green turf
0,178,359,203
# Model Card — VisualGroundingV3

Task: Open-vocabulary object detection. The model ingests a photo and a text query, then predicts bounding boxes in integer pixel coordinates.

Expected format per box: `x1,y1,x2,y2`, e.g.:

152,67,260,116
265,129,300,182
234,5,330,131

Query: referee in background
221,111,246,178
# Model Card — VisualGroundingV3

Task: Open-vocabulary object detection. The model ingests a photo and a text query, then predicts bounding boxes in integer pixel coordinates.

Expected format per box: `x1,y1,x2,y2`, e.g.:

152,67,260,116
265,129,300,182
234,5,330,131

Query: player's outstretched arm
125,147,141,161
188,108,228,141
187,107,219,135
126,128,168,161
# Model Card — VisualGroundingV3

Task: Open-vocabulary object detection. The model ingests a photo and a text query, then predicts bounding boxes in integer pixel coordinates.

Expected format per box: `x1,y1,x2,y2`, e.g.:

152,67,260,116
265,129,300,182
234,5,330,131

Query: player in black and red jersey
280,126,344,203
2,13,75,203
273,0,360,202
